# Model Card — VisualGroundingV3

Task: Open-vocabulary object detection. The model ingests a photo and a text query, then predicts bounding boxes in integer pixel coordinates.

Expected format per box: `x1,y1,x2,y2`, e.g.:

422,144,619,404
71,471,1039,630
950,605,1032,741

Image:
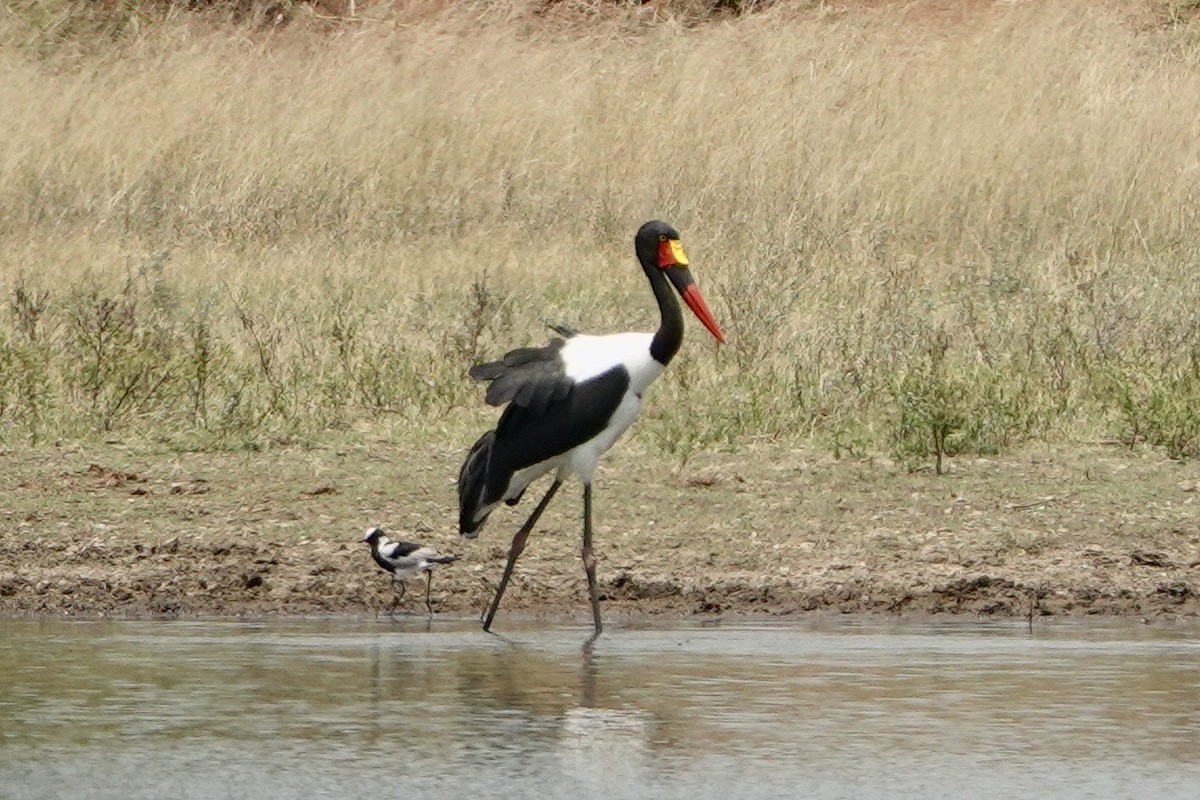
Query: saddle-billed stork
457,220,724,634
363,527,458,615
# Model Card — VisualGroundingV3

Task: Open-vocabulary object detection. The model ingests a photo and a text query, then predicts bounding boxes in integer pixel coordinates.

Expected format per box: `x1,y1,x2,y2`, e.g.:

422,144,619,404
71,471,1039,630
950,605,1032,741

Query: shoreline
4,535,1197,622
4,441,1198,623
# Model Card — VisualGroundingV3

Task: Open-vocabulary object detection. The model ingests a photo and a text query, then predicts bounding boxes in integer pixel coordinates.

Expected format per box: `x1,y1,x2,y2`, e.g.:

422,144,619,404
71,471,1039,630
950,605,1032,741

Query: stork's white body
499,331,663,501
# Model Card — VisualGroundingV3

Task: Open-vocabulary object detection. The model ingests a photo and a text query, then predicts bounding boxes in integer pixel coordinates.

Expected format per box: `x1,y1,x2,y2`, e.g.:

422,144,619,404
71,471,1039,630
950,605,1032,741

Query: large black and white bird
363,527,458,615
457,220,724,634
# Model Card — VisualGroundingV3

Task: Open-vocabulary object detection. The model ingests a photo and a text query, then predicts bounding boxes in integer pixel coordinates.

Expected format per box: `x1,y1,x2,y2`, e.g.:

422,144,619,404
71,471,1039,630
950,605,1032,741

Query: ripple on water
1,617,1198,799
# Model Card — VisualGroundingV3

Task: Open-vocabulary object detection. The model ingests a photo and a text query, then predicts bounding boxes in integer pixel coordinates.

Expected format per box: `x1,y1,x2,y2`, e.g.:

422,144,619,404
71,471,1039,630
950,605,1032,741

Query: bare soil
2,439,1199,622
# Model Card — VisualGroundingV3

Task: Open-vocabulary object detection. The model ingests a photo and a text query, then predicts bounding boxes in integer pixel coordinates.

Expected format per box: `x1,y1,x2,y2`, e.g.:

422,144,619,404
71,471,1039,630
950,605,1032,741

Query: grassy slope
2,1,1200,459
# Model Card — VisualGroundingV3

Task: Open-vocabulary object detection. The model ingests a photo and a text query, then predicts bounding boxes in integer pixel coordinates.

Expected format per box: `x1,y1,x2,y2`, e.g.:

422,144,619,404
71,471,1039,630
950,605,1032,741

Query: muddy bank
2,532,1198,620
2,442,1199,621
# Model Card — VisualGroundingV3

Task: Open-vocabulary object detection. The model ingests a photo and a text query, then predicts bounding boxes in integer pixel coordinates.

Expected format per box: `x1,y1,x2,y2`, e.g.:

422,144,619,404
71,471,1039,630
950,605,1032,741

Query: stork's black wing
462,337,631,533
490,365,628,468
546,322,582,338
468,338,573,417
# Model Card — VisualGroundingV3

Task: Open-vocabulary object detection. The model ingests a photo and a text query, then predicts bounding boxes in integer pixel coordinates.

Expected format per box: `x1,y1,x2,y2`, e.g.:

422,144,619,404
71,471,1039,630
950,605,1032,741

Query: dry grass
2,1,1200,461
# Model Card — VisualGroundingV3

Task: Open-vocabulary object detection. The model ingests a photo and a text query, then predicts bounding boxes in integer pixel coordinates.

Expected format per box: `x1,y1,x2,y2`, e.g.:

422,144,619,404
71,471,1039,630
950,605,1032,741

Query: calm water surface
1,616,1198,799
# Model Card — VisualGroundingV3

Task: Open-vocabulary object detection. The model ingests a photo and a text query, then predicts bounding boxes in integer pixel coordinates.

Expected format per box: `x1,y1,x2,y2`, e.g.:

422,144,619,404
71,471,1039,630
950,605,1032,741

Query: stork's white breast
561,332,663,394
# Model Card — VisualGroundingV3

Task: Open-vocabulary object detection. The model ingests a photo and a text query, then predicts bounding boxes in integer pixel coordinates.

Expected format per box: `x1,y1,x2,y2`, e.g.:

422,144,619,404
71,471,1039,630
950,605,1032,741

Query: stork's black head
634,220,683,268
633,220,724,343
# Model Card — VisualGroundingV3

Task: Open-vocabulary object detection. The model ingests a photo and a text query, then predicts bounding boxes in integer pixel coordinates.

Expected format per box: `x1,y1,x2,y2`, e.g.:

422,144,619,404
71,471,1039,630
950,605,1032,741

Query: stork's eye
657,237,689,269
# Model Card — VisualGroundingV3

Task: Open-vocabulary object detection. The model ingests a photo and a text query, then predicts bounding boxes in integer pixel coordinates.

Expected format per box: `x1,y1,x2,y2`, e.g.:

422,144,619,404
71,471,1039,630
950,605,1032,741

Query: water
2,617,1198,799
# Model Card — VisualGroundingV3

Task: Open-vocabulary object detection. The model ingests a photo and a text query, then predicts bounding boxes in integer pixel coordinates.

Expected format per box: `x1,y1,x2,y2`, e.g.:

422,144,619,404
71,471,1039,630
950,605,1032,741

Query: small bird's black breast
370,549,396,574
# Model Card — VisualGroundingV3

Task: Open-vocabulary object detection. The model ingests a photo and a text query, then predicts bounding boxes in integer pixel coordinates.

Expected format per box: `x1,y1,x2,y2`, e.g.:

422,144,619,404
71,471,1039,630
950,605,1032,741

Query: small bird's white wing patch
390,557,430,582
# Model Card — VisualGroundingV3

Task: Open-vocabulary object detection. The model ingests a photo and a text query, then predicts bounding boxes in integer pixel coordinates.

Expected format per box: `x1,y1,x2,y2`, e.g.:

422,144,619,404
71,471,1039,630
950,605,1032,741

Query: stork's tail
457,429,496,538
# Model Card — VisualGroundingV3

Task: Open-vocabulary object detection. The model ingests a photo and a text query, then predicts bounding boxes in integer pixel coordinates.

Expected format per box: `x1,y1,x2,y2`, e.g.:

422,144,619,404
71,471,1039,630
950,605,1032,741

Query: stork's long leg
582,483,603,635
424,571,434,616
483,480,562,632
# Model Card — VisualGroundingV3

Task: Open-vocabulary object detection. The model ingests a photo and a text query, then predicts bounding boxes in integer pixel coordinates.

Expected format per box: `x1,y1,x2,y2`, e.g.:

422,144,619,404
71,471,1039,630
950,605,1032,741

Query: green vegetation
3,1,1200,465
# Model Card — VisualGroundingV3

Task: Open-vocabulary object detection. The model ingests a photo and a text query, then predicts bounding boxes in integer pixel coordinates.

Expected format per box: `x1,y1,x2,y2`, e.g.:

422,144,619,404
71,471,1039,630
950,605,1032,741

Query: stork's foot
483,480,563,632
581,483,602,635
581,545,602,635
478,577,497,623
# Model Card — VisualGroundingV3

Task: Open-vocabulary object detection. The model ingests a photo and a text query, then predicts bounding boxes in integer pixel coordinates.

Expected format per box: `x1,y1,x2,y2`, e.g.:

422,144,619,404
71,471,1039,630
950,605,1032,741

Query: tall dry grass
2,1,1200,462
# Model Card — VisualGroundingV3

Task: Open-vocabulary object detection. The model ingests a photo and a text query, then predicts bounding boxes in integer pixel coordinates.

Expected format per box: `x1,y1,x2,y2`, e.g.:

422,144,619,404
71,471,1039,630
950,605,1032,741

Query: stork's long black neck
646,262,683,366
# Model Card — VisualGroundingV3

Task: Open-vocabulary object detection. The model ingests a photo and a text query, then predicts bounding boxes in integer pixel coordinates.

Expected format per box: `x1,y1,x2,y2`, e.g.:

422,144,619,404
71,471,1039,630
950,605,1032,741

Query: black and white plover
363,527,458,615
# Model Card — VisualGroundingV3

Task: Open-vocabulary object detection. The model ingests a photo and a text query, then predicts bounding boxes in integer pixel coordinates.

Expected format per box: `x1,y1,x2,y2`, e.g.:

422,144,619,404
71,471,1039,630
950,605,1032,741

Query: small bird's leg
424,571,434,617
483,479,562,632
582,483,603,635
388,581,407,617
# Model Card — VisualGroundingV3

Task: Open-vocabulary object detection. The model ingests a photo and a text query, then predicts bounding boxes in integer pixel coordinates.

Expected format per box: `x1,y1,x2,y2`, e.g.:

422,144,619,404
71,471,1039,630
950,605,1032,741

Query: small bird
362,527,458,615
458,220,724,635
